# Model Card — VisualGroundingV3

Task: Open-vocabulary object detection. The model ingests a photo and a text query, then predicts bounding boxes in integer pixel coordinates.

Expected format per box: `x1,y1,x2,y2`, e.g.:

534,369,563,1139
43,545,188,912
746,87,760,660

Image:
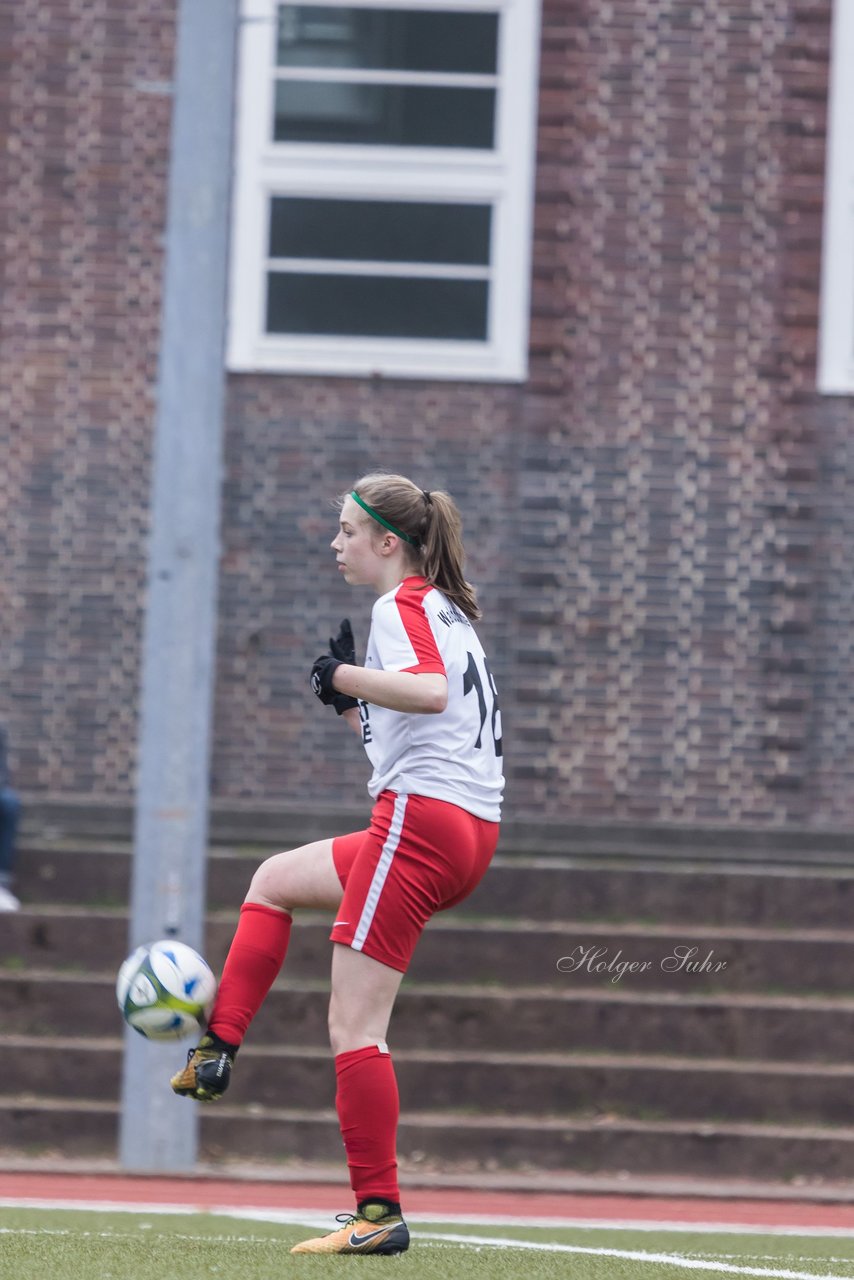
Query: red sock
335,1044,400,1206
208,902,292,1047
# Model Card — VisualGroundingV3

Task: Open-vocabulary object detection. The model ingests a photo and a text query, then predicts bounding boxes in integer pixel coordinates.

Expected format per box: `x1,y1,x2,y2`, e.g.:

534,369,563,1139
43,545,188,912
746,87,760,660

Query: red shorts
330,790,499,973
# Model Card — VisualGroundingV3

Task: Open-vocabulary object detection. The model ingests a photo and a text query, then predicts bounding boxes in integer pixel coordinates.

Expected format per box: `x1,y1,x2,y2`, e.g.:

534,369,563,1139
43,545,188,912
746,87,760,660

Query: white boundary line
5,1198,854,1238
418,1214,854,1239
224,1207,854,1241
0,1199,200,1216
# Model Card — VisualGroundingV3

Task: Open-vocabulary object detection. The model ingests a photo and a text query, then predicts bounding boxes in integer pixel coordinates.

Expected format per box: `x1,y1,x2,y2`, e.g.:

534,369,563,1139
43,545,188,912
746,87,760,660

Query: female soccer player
170,473,504,1255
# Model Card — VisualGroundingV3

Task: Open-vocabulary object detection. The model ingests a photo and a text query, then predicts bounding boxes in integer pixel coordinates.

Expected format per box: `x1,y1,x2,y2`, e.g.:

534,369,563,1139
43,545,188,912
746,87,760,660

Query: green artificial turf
3,1206,854,1280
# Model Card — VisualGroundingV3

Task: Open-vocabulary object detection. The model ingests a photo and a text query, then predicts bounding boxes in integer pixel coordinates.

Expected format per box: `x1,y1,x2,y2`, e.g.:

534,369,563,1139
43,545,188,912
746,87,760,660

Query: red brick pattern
2,0,851,828
0,0,174,793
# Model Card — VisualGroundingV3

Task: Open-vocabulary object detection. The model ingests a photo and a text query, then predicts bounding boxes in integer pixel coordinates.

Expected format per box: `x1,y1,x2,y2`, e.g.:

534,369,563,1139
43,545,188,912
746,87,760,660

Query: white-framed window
227,0,542,382
818,0,854,394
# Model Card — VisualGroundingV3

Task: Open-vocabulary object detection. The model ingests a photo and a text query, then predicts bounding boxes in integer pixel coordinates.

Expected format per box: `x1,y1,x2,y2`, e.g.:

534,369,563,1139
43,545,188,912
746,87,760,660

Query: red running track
2,1171,854,1231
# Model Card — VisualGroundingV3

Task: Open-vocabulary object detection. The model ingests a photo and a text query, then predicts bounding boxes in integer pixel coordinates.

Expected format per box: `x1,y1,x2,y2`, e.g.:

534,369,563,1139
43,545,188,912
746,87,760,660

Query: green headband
350,491,420,546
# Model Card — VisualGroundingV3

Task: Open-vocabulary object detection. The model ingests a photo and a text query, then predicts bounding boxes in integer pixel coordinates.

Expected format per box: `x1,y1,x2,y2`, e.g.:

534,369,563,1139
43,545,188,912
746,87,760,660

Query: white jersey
359,576,504,823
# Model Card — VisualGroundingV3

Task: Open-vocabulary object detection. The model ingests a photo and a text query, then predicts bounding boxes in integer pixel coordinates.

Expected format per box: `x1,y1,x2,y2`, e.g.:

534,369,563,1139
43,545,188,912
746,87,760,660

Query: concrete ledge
18,794,854,865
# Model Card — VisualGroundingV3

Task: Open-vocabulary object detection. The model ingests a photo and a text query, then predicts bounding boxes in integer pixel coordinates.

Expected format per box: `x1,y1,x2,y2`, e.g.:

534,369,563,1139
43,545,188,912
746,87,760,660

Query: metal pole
119,0,239,1172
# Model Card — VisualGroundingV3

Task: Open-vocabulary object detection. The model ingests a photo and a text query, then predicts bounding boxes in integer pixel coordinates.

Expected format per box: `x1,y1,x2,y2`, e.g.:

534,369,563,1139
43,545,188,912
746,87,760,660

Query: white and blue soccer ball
116,939,217,1041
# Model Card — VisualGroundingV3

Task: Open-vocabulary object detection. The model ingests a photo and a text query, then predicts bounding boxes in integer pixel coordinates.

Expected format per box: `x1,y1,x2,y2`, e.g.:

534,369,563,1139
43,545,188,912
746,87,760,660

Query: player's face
331,497,384,587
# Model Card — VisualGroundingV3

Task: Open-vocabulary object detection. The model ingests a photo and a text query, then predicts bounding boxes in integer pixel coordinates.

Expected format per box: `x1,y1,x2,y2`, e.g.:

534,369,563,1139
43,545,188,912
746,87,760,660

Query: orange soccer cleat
169,1034,235,1101
290,1204,410,1255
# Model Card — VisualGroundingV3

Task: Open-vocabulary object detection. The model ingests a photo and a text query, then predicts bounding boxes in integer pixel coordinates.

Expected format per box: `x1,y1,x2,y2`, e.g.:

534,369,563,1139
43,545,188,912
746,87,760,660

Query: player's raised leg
171,836,343,1101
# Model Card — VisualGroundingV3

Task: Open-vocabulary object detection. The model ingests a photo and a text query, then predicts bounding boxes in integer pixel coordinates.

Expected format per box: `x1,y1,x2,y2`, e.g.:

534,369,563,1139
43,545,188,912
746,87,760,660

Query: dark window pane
266,272,488,340
274,81,495,149
269,198,491,266
276,6,499,75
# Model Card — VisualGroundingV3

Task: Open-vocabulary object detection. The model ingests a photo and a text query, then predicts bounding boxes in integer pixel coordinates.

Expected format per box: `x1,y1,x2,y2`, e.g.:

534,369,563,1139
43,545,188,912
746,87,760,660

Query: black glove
329,618,356,665
311,620,359,715
310,653,342,705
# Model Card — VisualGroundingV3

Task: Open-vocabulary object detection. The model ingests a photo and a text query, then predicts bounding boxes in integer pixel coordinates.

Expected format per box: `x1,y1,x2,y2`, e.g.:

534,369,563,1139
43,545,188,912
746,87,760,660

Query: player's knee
245,855,294,914
329,1019,367,1057
328,990,386,1056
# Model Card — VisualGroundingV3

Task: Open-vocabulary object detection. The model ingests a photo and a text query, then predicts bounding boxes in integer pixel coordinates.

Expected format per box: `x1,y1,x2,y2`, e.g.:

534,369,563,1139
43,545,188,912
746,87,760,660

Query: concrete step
5,906,854,995
6,1096,854,1180
21,796,854,866
12,819,854,1183
17,842,854,928
4,971,854,1063
7,1034,854,1127
201,1111,854,1180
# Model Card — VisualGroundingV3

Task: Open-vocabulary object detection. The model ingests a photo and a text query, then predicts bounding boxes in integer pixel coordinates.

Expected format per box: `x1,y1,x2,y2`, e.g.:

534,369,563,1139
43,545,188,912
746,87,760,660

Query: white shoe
0,885,20,911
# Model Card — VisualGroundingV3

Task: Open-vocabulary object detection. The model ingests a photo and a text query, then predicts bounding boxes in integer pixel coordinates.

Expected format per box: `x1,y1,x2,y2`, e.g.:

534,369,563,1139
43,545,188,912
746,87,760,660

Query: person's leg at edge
171,837,343,1100
0,787,21,909
290,943,409,1254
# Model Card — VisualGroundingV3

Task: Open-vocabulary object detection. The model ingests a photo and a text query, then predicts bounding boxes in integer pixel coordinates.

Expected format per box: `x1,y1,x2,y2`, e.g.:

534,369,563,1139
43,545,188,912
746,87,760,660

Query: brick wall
0,0,173,793
2,0,852,829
